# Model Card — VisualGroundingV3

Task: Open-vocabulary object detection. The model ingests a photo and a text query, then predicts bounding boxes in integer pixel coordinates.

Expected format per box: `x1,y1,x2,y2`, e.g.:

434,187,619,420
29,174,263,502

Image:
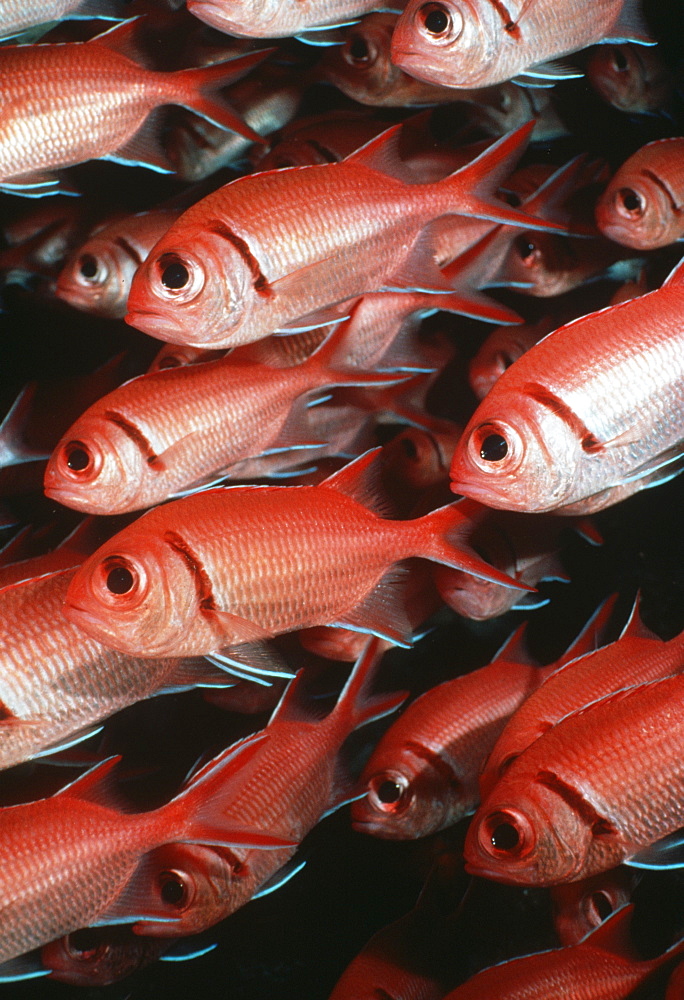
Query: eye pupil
67,929,99,959
79,254,99,280
422,4,449,34
480,433,508,462
348,35,369,61
590,891,613,921
106,566,134,595
491,821,520,851
400,436,418,461
611,47,628,71
66,445,90,472
516,236,537,261
158,355,182,369
377,780,403,804
161,259,189,290
160,871,187,906
619,188,642,213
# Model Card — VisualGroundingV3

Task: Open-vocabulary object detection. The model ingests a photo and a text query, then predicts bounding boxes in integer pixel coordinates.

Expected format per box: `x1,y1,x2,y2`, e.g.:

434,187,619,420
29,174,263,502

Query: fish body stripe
163,530,217,612
535,770,616,836
207,221,273,298
522,382,603,453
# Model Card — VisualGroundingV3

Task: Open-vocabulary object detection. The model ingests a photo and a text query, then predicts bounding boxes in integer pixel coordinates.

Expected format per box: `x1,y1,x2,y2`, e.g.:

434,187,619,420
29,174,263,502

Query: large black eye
67,929,100,960
160,256,189,290
79,254,99,280
65,444,91,472
347,34,370,62
480,433,508,461
377,779,403,804
611,47,628,71
491,821,520,851
159,870,189,907
106,565,134,595
589,891,613,921
420,3,450,34
618,188,642,214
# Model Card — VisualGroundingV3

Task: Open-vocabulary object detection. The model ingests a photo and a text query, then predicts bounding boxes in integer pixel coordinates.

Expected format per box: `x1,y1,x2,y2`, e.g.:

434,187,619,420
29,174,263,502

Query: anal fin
332,563,412,646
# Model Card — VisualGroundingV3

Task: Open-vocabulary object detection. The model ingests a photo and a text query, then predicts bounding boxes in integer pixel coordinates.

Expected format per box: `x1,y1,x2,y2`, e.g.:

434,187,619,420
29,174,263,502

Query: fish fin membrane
557,593,619,665
344,122,413,183
104,108,174,173
383,229,474,296
268,670,328,726
160,941,218,962
414,502,533,591
211,642,292,678
168,731,297,850
332,564,414,647
0,171,79,199
156,657,241,694
627,830,684,870
604,0,656,45
0,953,49,983
522,58,584,80
89,16,146,61
31,723,106,761
329,635,407,733
203,608,275,644
662,255,684,287
581,903,637,955
618,591,660,641
252,857,307,899
174,50,275,144
321,448,394,517
55,755,122,807
93,853,190,930
0,383,49,468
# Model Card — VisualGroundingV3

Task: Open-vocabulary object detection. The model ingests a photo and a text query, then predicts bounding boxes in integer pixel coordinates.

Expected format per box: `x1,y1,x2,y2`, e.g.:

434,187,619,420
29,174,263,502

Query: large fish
0,0,122,40
125,121,562,350
0,738,290,968
449,256,684,514
0,20,271,196
187,0,404,39
63,449,527,659
595,138,684,249
391,0,653,91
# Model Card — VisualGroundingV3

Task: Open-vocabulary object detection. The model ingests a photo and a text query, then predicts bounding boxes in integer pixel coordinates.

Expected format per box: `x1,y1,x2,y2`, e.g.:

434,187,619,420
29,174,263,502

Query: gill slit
103,410,164,468
163,530,217,613
207,220,273,297
522,382,603,453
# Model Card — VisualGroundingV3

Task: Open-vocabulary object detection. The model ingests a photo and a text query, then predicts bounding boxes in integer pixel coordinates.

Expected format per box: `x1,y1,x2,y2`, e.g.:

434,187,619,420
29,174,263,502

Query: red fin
583,904,636,957
106,109,173,173
93,854,190,929
574,517,603,546
268,670,327,726
662,256,684,288
618,592,660,641
90,17,145,61
343,122,408,181
174,50,275,144
302,314,410,391
205,609,274,643
557,594,619,666
321,448,393,517
329,636,407,734
605,0,655,45
332,564,413,646
55,756,122,807
492,622,538,666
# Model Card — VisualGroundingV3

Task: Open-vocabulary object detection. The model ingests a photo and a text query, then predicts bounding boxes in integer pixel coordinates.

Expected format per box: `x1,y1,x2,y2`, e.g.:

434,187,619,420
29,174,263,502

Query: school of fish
0,0,683,997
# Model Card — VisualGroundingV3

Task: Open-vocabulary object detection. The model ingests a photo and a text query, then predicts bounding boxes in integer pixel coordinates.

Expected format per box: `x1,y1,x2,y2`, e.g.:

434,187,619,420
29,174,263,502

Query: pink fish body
0,22,268,195
450,257,684,515
125,121,557,349
187,0,396,38
63,450,524,659
0,0,122,39
391,0,652,90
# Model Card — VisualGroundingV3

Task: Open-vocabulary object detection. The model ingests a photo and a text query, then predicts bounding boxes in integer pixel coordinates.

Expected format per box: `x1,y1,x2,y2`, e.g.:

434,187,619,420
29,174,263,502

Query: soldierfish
0,20,271,196
464,670,684,885
469,316,557,399
125,121,562,350
0,0,122,39
0,737,290,967
438,906,684,999
43,317,405,514
449,256,684,515
0,567,240,771
122,639,406,936
42,925,172,986
479,599,684,796
586,43,674,114
187,0,403,38
550,867,638,946
391,0,653,91
56,208,182,319
595,138,684,249
63,448,527,659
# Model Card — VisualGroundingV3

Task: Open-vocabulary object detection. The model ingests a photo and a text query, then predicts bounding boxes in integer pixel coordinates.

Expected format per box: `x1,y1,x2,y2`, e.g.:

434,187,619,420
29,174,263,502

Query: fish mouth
43,480,97,513
450,478,518,510
125,309,185,340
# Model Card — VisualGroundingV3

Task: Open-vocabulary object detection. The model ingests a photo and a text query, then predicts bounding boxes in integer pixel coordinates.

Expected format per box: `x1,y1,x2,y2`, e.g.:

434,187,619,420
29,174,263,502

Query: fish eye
158,869,193,909
157,354,183,369
161,258,189,290
368,772,410,813
66,929,101,960
588,890,613,922
65,443,91,472
480,808,536,858
610,46,628,72
78,254,104,283
515,235,538,263
345,33,372,64
106,565,135,595
617,187,643,216
58,440,102,481
480,433,508,461
154,252,205,302
468,422,522,474
416,2,462,42
94,555,147,605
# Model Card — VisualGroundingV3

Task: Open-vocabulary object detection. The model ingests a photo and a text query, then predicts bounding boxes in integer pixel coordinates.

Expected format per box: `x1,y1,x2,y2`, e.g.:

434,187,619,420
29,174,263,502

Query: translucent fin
160,942,218,962
605,0,656,45
332,564,413,646
252,858,307,899
0,954,49,983
523,58,584,80
0,383,49,468
320,448,392,516
207,650,295,679
31,724,105,761
104,109,173,174
627,831,684,870
55,755,121,807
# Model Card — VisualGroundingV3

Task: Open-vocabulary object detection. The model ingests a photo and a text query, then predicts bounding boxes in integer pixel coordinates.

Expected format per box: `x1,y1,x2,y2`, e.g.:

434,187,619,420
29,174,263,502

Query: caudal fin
174,50,275,143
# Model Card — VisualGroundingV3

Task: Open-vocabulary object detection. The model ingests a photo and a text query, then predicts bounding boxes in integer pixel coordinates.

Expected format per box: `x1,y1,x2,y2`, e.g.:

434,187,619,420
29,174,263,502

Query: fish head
57,238,133,319
586,44,670,114
450,391,582,512
132,843,234,938
187,0,282,37
352,743,473,839
64,523,206,657
43,925,168,986
551,868,636,946
595,170,675,250
126,229,254,347
464,780,593,885
44,414,152,515
392,0,499,89
323,14,397,103
434,563,516,619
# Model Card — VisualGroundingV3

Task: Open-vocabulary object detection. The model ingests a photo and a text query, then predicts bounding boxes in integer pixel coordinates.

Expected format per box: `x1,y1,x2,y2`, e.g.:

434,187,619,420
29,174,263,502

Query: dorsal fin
344,123,408,182
55,755,121,807
582,904,636,958
557,594,620,665
491,623,538,666
321,448,392,516
88,17,145,62
662,256,684,288
619,592,659,641
268,670,325,726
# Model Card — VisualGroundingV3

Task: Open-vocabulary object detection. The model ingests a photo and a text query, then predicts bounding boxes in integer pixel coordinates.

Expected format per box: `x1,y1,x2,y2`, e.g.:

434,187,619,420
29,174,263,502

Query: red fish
0,738,290,967
63,448,527,659
43,925,172,986
551,867,638,946
0,21,271,196
586,43,674,114
469,316,557,399
450,256,684,515
439,905,684,999
125,121,561,350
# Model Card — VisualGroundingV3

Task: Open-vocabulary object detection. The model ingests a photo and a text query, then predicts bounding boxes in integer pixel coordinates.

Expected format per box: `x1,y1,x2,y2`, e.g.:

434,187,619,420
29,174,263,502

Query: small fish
439,905,684,999
56,208,181,319
0,20,272,196
465,670,684,885
125,121,561,350
550,867,638,946
0,738,290,967
469,316,557,399
595,138,684,249
63,448,526,659
450,256,684,515
586,42,674,114
391,0,653,91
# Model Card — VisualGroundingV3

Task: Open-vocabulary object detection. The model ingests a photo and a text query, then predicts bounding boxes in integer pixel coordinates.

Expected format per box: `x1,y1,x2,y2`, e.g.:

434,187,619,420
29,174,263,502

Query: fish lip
125,309,184,338
43,481,95,511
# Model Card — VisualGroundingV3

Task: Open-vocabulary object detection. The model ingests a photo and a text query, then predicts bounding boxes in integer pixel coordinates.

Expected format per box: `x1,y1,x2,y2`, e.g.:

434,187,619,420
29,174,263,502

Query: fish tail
410,501,532,591
329,636,407,735
172,49,275,144
163,732,295,851
437,122,565,232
